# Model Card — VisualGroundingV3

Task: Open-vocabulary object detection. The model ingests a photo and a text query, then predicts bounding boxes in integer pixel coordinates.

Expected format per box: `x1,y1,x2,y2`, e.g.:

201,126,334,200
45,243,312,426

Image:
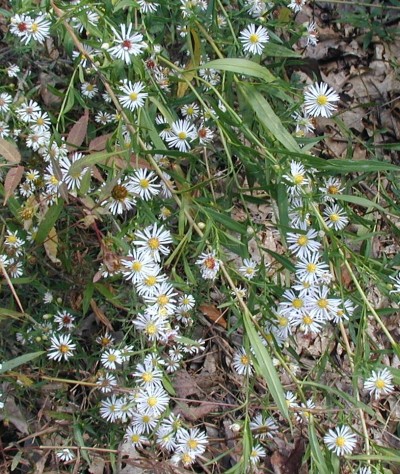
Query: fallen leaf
0,138,21,164
89,455,106,474
199,304,227,329
90,299,114,331
67,109,89,151
174,401,220,421
89,134,113,151
0,396,28,434
173,370,200,398
43,227,61,264
3,165,24,204
270,438,305,474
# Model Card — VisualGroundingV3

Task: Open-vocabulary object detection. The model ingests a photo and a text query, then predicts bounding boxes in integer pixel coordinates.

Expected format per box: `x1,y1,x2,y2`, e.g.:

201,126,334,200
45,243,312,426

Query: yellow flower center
187,439,198,450
317,298,328,308
142,415,150,423
317,95,328,106
335,436,345,447
157,294,169,306
142,372,153,383
147,396,157,407
306,263,317,273
240,355,250,365
37,117,44,125
303,315,313,325
249,33,259,44
108,354,117,362
139,178,149,189
50,176,59,185
330,213,340,222
31,22,39,33
132,261,142,272
6,235,17,244
144,275,157,286
129,92,138,101
146,323,157,335
178,131,187,140
292,298,303,309
181,453,192,464
278,316,288,327
293,174,304,185
131,434,140,442
148,237,160,250
59,344,69,354
328,185,338,194
375,379,386,389
297,235,308,246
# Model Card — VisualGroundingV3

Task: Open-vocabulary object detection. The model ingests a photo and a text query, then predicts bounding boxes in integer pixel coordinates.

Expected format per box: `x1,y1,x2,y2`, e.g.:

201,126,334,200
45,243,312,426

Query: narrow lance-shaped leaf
202,58,276,83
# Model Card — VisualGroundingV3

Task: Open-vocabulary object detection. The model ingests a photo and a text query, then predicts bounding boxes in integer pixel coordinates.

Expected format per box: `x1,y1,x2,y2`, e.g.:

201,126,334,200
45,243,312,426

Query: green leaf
35,199,64,245
74,422,91,464
69,149,128,175
331,194,387,213
243,314,290,421
205,207,248,234
0,351,45,373
239,83,301,153
201,58,276,83
309,420,330,474
0,307,28,321
264,43,301,57
302,155,400,172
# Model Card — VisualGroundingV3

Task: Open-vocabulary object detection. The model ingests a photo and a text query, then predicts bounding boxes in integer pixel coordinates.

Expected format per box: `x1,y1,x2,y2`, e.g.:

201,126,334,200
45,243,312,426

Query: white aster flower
165,119,196,153
323,425,357,456
288,0,306,13
364,368,394,399
232,347,253,375
56,448,75,462
195,250,220,280
47,334,76,362
176,427,208,456
101,348,123,370
295,254,330,285
136,386,170,416
119,80,148,111
249,443,266,465
239,24,269,55
128,168,160,201
303,82,340,118
133,311,168,341
133,223,173,263
0,93,12,114
121,249,156,284
108,24,146,64
323,204,349,231
287,228,321,260
124,425,147,447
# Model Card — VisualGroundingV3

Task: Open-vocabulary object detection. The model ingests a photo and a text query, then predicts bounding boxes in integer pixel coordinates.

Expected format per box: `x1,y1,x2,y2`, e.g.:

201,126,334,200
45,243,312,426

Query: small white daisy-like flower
59,153,89,191
323,425,357,456
195,250,220,280
100,394,120,422
176,427,208,456
108,24,146,64
250,414,279,439
96,372,118,393
239,258,258,280
389,272,400,294
47,334,76,362
128,168,160,201
7,64,20,78
137,0,159,13
319,177,344,201
171,450,197,467
25,13,52,44
133,311,168,341
306,285,341,320
101,348,123,370
303,82,340,118
285,391,299,408
121,249,156,284
133,224,173,263
249,443,266,465
245,0,268,17
287,228,321,260
239,24,269,55
0,121,10,138
0,93,12,114
136,385,170,416
132,362,163,389
293,111,315,136
80,82,98,98
54,310,75,330
135,266,168,297
178,294,195,311
105,180,136,215
156,426,177,451
290,311,324,334
181,102,199,120
119,80,148,111
358,467,371,474
288,0,306,13
130,411,159,434
232,347,253,375
283,161,309,193
165,119,197,153
56,448,75,462
305,21,318,46
197,124,214,145
364,368,394,399
323,204,348,231
144,281,178,315
16,100,41,122
96,331,115,349
295,254,330,285
43,291,53,304
124,425,148,448
95,111,113,125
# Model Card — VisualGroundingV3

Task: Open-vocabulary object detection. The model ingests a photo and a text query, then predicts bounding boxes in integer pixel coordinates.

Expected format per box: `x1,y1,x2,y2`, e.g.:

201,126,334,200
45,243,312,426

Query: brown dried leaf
174,401,220,421
173,370,200,398
67,109,89,151
3,165,24,204
0,396,28,434
88,456,106,474
89,133,113,151
90,299,114,331
199,304,227,329
43,227,61,264
0,138,21,164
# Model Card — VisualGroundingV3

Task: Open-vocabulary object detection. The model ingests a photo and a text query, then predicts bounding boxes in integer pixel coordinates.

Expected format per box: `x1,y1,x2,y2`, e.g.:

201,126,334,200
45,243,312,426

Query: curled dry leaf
3,165,24,204
0,138,21,164
43,227,61,264
90,298,114,332
199,304,227,329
